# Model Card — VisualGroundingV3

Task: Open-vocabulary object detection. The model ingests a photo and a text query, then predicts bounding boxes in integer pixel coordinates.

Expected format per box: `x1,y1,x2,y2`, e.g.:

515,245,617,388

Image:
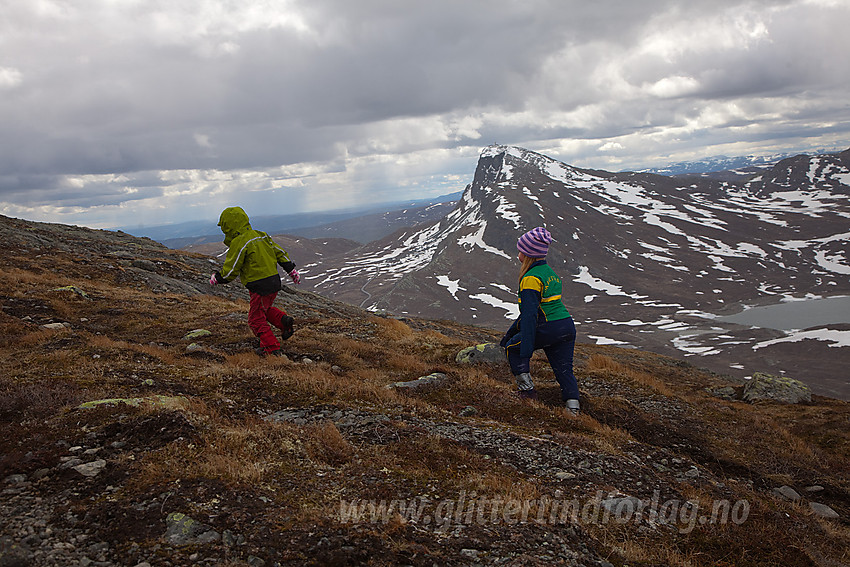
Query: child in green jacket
210,206,300,356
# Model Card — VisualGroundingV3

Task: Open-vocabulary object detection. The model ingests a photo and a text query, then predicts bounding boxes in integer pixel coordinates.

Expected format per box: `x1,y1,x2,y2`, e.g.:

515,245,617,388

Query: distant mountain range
123,192,462,248
298,145,850,398
635,150,835,178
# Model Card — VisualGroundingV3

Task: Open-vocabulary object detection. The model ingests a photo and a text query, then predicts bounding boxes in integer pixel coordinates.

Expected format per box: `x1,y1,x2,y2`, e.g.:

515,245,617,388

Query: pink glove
288,269,301,284
209,274,218,286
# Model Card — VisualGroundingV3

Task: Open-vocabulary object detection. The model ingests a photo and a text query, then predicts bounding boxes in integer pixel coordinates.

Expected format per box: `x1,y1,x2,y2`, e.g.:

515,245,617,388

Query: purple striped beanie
517,227,552,258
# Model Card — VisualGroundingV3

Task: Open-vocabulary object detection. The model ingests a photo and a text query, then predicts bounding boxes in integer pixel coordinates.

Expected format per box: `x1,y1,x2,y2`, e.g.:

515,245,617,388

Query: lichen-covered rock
183,329,212,340
164,512,220,546
742,372,811,404
456,343,504,364
78,395,188,410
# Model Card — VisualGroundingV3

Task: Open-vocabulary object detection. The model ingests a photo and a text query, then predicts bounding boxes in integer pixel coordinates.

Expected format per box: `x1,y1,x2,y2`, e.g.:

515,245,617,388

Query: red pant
248,292,288,353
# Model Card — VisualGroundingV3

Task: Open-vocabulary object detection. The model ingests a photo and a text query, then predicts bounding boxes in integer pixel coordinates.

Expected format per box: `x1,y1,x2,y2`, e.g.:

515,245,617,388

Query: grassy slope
0,218,847,566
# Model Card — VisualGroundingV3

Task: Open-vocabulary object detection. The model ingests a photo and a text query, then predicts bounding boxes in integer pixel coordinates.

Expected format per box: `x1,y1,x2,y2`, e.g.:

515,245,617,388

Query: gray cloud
0,0,848,228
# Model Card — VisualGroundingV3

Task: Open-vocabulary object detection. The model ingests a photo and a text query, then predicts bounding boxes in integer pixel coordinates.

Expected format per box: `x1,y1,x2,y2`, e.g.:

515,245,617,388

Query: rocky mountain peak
305,146,850,398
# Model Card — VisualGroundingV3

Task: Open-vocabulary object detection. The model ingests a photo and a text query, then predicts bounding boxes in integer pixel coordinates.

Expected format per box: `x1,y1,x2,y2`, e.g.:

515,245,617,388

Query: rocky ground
1,215,848,566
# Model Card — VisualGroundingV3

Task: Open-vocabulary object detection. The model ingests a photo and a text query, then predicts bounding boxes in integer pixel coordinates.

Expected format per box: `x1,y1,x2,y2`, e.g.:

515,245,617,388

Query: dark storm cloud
0,0,848,227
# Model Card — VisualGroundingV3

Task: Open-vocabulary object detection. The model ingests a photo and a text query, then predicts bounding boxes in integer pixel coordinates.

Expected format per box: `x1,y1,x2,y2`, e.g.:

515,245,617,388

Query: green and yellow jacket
213,207,296,295
505,260,571,358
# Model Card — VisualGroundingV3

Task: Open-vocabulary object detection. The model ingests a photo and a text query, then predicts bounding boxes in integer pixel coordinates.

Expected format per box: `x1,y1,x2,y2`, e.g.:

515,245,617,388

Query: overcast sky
1,0,848,230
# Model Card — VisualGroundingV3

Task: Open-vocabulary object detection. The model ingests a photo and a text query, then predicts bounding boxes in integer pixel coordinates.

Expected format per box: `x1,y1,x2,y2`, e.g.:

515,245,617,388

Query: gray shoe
515,372,535,391
566,399,580,416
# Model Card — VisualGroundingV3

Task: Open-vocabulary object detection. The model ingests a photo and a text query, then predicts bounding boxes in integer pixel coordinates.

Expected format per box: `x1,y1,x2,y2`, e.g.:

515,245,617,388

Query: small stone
804,485,825,493
4,474,26,484
31,469,51,481
302,358,314,364
73,460,107,478
684,467,700,478
809,502,839,519
554,472,576,480
60,458,84,469
183,329,211,340
773,485,802,502
41,322,71,330
459,406,478,417
185,343,204,353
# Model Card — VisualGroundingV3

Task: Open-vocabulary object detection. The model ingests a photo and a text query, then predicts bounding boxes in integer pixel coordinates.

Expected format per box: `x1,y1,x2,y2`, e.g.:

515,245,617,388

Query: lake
718,295,850,331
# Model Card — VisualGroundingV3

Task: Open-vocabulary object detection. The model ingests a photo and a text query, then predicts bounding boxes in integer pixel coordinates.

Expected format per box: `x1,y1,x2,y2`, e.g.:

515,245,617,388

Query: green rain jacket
213,207,296,295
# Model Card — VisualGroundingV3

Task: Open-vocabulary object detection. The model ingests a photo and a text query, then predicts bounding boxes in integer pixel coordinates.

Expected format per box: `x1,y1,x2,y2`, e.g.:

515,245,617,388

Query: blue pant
505,318,579,401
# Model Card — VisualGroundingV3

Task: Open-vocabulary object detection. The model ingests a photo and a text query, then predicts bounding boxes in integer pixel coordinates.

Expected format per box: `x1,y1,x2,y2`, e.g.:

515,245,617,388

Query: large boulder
456,343,504,364
742,372,811,404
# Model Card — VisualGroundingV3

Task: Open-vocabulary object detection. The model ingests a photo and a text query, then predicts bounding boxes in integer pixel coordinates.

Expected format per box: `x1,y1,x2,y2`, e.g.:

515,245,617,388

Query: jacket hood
218,206,252,246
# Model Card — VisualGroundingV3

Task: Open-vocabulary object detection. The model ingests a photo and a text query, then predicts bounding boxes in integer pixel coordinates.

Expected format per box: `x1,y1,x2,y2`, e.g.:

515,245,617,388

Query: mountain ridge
302,145,850,399
0,210,848,566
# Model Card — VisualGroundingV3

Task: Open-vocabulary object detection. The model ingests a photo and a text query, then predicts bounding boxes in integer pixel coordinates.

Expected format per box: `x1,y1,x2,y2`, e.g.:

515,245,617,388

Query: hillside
0,214,848,567
302,146,850,400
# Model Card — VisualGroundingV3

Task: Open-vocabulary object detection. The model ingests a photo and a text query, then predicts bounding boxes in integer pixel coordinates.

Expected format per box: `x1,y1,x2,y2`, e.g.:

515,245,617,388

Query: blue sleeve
501,318,519,348
519,288,540,359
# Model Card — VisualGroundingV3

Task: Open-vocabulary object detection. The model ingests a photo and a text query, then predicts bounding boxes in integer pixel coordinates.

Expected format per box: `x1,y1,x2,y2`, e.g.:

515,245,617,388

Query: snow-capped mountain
303,145,850,397
636,153,795,176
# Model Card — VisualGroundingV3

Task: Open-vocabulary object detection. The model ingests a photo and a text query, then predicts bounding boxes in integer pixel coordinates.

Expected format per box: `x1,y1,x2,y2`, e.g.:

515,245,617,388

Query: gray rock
809,502,839,519
459,406,478,417
773,485,802,502
601,496,642,514
456,343,504,364
30,468,50,482
742,372,811,404
804,485,824,493
59,458,84,470
73,460,107,478
132,259,158,272
164,512,211,546
195,531,220,544
708,386,737,400
40,322,71,330
4,475,26,484
388,372,449,390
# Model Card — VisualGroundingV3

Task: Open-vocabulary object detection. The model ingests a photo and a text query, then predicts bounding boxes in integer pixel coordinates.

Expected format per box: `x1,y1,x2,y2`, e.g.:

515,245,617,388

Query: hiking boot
280,315,295,340
566,399,581,416
515,372,535,391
